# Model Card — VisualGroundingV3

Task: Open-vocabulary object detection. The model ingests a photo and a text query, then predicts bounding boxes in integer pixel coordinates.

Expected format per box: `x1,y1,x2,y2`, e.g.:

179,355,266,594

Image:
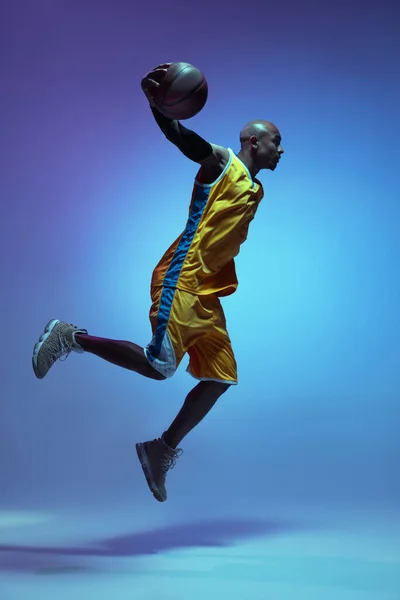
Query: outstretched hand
141,63,172,107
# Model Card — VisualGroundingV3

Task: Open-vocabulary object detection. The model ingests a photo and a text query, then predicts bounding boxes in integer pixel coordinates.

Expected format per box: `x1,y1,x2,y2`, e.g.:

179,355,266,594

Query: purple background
1,0,399,532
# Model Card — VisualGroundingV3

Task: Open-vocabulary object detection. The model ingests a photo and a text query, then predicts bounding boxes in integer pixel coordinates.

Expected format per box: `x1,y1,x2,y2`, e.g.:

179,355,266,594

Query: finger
143,62,171,77
151,67,169,78
142,77,159,89
142,70,166,86
147,64,171,78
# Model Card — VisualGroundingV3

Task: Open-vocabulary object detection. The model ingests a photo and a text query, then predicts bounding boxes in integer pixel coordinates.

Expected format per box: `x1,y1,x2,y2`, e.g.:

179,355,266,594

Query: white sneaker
32,319,87,379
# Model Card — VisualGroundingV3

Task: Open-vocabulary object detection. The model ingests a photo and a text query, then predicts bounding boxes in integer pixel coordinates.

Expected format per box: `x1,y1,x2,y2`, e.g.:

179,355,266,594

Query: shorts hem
144,339,176,379
186,367,238,386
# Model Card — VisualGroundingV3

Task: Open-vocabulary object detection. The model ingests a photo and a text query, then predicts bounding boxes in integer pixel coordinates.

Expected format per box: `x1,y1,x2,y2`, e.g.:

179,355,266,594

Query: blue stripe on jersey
163,184,211,287
147,184,211,361
145,285,175,362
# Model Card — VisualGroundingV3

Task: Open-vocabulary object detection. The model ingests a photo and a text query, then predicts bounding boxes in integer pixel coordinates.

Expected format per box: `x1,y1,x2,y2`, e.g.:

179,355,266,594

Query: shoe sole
135,443,166,502
32,319,61,379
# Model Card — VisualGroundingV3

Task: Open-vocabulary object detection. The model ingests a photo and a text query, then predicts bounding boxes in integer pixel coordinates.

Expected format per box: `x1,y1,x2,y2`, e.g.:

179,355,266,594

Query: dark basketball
155,62,208,120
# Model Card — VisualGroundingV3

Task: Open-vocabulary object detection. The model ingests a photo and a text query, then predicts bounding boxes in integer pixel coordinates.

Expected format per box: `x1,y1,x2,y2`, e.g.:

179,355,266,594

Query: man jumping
32,63,284,502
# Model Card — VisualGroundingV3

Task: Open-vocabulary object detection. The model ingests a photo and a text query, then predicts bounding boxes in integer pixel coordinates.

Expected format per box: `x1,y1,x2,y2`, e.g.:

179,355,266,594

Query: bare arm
150,105,214,163
142,64,229,175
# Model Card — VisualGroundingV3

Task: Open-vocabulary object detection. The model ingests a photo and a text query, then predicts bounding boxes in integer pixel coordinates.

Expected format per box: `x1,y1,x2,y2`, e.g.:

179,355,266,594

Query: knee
202,380,231,395
152,370,167,381
219,382,231,394
147,363,168,381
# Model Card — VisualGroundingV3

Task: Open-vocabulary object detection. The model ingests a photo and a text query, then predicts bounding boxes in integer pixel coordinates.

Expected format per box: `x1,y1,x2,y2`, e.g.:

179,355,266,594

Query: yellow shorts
144,286,238,385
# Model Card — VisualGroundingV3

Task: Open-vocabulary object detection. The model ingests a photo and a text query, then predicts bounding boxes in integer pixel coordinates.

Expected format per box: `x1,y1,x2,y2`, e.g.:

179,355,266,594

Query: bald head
237,119,284,175
240,120,279,147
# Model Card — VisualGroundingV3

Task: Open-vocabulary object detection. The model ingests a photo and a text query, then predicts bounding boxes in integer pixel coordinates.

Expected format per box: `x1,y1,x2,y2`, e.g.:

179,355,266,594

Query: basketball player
32,63,284,502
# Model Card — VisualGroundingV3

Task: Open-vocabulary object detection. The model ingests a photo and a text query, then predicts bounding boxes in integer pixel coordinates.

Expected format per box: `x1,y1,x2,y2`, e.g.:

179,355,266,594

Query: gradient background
1,0,399,598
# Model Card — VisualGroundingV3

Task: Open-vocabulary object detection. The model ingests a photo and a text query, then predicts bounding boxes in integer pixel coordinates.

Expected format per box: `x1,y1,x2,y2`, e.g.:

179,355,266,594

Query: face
251,128,284,171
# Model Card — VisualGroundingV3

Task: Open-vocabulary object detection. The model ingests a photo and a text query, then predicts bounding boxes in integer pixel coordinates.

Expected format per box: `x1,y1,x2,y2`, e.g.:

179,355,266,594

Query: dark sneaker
32,319,87,379
136,438,183,502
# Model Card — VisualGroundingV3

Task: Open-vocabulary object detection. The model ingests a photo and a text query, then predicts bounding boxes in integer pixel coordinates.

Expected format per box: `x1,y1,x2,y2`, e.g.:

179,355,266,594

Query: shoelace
48,324,77,365
160,448,183,475
57,333,73,363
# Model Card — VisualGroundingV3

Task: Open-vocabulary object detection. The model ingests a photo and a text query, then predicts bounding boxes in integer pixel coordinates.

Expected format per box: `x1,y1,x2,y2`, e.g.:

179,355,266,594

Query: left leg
162,380,230,448
136,380,230,503
136,292,237,502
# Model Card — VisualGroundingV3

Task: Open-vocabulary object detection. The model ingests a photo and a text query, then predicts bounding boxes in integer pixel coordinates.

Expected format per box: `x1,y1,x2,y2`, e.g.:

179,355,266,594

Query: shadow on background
0,517,303,574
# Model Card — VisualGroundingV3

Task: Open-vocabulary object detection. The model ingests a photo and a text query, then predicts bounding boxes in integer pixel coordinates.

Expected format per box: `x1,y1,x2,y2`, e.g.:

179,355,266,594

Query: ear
249,134,258,148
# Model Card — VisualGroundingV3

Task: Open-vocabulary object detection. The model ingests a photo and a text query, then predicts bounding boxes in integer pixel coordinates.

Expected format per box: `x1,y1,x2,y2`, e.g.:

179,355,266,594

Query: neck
236,149,259,179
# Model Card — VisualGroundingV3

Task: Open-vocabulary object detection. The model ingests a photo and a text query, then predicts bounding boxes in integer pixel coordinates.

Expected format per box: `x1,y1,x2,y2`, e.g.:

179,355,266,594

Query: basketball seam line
159,67,206,108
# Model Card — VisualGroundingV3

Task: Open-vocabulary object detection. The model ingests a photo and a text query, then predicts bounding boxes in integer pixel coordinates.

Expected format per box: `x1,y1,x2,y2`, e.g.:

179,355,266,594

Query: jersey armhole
195,148,233,188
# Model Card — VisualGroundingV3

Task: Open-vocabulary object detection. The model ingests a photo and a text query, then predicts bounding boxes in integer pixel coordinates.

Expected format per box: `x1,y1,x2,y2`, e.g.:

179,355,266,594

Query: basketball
154,62,208,120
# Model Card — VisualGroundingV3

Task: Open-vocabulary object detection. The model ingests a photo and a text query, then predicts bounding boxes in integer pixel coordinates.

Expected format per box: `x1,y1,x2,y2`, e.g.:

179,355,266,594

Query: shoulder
198,144,230,182
205,144,230,167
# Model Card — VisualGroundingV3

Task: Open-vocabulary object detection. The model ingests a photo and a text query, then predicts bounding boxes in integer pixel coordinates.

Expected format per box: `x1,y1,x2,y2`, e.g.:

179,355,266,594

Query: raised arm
141,64,229,174
149,105,213,163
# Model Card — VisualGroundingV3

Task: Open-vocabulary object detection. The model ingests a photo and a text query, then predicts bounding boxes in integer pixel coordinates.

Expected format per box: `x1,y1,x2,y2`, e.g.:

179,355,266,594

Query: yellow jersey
151,148,264,297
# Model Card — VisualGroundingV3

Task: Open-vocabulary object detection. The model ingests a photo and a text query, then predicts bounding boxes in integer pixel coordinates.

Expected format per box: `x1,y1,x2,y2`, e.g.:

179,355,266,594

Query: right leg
32,319,165,381
75,333,165,380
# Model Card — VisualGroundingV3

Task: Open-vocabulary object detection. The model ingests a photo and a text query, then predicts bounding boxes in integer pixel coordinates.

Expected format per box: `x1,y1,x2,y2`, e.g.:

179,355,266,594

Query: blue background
1,0,399,533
